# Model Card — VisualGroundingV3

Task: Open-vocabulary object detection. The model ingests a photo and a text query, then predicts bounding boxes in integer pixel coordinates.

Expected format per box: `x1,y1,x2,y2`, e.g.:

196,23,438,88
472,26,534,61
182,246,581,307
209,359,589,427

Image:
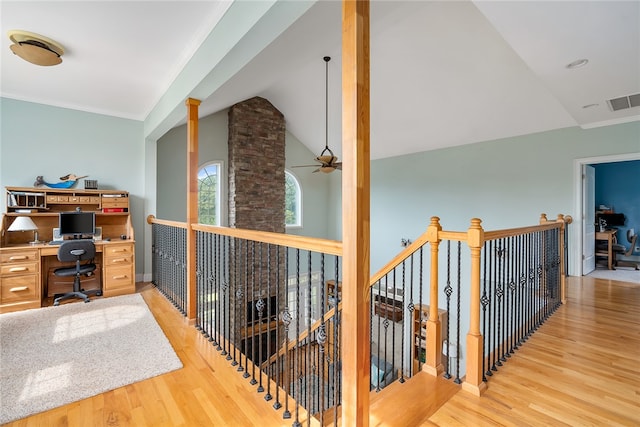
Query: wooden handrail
147,215,342,255
191,223,343,256
146,215,188,229
369,232,430,285
262,303,342,367
150,211,571,400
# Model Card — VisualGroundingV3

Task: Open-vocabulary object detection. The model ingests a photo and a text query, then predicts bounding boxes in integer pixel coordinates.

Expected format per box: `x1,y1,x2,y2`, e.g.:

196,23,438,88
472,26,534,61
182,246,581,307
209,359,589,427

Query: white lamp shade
8,216,38,232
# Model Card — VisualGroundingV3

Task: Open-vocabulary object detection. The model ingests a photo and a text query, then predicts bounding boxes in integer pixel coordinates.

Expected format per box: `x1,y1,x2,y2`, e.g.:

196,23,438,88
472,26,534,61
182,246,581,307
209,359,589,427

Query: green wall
156,108,332,239
0,97,146,274
3,96,639,280
338,122,640,276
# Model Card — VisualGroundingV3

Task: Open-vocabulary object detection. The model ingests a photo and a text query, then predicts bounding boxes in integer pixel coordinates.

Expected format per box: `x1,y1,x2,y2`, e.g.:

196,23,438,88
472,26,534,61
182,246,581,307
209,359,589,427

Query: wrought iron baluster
454,241,462,384
481,242,489,381
443,241,452,379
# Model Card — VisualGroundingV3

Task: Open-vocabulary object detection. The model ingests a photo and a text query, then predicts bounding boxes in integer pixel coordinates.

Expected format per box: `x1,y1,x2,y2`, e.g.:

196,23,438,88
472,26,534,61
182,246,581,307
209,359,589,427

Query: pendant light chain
324,56,330,153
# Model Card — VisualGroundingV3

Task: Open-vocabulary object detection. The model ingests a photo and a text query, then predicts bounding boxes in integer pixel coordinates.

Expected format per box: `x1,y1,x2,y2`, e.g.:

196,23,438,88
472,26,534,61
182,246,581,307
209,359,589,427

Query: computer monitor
596,213,625,228
59,211,95,238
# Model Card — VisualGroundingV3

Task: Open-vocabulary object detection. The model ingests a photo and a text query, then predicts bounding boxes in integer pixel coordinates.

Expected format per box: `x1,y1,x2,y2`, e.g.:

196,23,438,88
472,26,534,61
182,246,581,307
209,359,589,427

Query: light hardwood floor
4,276,639,426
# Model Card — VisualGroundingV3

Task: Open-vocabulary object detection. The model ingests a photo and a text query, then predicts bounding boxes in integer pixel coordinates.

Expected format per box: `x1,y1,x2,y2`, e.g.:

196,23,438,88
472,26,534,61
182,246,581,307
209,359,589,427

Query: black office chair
612,229,639,270
53,240,102,306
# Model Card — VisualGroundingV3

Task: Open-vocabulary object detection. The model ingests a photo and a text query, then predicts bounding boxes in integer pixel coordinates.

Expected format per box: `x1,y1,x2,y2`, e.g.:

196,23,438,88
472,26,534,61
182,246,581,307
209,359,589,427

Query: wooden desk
0,240,135,313
595,229,617,270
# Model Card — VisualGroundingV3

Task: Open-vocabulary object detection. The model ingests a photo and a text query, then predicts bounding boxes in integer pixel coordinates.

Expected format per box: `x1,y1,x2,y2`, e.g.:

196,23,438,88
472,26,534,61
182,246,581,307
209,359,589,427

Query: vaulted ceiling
2,1,639,160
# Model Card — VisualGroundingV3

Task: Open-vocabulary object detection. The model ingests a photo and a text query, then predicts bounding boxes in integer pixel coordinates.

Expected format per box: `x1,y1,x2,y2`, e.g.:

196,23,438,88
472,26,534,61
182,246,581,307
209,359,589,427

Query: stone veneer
228,96,285,232
227,96,286,360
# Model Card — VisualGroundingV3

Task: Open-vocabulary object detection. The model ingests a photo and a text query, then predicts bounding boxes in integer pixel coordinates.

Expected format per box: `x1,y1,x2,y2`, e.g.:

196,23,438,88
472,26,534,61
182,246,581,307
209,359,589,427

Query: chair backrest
57,239,96,262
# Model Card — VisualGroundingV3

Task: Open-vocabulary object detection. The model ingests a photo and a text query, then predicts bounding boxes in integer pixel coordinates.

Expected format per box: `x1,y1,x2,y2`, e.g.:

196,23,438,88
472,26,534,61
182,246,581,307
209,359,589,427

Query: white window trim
285,169,302,228
198,161,223,226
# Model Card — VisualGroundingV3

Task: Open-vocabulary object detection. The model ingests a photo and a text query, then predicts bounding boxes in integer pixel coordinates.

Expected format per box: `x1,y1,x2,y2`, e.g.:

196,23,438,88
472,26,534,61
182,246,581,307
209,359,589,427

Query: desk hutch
1,186,135,313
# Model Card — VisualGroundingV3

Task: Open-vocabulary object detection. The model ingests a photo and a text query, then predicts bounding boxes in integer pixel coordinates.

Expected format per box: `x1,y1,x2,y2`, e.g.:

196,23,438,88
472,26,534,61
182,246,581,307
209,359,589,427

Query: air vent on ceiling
607,93,640,111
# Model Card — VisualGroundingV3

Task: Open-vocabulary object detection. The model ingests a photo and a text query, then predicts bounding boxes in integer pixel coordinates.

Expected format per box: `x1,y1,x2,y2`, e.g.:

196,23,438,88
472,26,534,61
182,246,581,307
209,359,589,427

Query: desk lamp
8,216,41,245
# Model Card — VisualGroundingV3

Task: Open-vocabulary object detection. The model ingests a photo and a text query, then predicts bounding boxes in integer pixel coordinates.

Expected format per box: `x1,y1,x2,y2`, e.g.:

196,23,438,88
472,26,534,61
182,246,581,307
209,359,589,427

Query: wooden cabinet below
0,248,41,312
103,243,135,296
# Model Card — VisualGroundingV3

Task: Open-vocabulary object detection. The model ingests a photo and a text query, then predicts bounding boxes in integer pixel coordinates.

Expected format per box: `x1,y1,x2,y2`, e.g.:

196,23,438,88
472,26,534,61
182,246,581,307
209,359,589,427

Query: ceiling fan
293,56,342,174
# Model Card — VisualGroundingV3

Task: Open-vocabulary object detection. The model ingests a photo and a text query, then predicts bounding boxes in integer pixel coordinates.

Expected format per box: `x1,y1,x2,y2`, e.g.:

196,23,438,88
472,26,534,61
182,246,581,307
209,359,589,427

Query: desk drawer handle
112,275,128,280
9,255,28,261
9,267,28,272
10,286,28,292
112,249,128,253
112,258,127,263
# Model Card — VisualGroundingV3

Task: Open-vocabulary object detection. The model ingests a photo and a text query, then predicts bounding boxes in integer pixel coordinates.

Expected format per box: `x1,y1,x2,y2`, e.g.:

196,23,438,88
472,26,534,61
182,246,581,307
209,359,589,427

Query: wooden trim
462,218,487,396
146,215,188,229
192,223,342,255
341,1,370,425
185,98,201,321
370,232,430,284
484,221,561,240
425,217,443,374
263,303,341,366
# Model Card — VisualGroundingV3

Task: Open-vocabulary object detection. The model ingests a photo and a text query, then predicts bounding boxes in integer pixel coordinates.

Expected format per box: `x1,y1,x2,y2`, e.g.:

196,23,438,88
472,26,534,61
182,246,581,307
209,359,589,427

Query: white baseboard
136,273,152,283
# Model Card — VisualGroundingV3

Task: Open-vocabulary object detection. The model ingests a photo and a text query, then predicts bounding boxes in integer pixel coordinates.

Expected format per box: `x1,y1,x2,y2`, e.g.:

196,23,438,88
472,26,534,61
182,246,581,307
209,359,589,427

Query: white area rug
586,267,640,284
0,293,183,424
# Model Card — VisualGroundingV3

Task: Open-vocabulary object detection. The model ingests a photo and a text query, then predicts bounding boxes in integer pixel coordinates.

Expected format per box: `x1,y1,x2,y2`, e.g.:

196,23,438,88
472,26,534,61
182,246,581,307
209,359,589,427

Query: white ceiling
2,1,639,160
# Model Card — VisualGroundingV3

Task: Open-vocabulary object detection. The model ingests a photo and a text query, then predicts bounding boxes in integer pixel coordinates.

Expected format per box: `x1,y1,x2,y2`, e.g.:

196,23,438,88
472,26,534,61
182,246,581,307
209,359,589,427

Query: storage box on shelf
1,186,135,312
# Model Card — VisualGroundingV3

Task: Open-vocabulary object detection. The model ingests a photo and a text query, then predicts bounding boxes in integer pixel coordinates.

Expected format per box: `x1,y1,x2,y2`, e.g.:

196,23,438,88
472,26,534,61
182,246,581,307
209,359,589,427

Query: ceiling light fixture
582,103,599,109
566,58,588,69
8,30,65,66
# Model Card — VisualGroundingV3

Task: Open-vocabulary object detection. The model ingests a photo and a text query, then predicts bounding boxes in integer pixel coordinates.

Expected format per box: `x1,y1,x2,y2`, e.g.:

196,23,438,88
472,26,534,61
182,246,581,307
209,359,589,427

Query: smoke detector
8,30,65,66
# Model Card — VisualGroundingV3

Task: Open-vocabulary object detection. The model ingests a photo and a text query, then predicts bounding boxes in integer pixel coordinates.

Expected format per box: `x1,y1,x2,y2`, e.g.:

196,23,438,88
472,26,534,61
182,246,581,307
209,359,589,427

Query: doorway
573,152,640,276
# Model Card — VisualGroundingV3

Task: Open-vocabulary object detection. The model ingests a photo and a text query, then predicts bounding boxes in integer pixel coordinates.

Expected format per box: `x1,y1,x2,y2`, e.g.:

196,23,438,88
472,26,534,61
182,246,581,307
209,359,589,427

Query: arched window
285,170,302,228
198,162,221,225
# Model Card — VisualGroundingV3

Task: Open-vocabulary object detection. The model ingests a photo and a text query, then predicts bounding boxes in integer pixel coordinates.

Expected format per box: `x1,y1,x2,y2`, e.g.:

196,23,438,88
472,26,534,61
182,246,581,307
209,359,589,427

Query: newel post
462,218,487,396
557,214,572,304
424,216,443,375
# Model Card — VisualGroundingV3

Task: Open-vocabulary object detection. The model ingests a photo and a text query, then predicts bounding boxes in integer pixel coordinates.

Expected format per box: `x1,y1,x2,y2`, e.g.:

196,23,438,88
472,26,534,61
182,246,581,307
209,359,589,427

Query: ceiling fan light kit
8,30,64,66
292,56,342,174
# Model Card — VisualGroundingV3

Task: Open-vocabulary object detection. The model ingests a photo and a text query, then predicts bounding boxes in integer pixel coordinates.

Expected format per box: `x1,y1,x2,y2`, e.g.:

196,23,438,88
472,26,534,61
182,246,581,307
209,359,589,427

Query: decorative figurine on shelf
34,174,88,189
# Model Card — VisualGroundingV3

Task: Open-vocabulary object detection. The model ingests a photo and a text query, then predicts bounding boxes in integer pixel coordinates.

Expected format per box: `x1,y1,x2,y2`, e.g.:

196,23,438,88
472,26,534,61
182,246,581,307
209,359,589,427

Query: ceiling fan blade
334,163,342,170
292,164,320,168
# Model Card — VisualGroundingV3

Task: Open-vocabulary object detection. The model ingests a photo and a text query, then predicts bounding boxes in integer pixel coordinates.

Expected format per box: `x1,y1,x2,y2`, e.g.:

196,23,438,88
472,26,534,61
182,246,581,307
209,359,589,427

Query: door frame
573,152,640,276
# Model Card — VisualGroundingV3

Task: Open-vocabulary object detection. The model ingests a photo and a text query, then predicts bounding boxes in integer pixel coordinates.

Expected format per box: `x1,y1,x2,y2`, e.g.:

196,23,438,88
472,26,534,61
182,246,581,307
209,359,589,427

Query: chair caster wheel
97,292,103,296
84,300,90,303
53,302,60,306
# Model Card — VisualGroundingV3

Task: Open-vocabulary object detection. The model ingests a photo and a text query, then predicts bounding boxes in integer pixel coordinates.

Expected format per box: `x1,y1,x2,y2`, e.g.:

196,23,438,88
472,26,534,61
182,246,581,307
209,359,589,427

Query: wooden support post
425,216,443,375
462,218,487,396
558,214,572,304
185,97,201,322
341,1,370,425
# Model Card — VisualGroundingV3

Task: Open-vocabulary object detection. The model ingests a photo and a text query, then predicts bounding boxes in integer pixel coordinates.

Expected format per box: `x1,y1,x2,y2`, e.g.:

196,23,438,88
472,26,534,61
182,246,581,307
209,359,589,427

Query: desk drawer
104,254,133,266
1,262,39,276
1,274,38,303
102,197,129,208
104,265,134,292
104,244,134,259
1,250,38,264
